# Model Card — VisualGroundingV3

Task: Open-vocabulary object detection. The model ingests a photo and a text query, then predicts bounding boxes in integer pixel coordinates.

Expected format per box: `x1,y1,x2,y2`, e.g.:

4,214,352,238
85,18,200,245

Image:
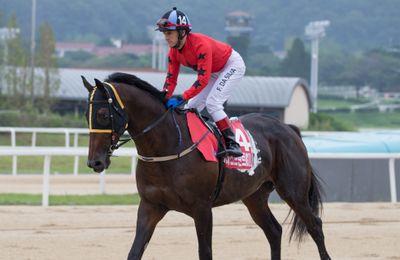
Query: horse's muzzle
87,158,108,173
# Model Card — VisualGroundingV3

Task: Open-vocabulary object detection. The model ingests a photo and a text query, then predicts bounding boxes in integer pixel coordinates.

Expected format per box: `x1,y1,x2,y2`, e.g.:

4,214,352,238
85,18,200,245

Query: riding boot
216,117,243,157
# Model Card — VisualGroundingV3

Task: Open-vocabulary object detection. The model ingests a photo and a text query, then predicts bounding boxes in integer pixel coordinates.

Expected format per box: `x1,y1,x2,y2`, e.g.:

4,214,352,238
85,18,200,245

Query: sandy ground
1,175,399,259
0,174,137,194
0,203,399,260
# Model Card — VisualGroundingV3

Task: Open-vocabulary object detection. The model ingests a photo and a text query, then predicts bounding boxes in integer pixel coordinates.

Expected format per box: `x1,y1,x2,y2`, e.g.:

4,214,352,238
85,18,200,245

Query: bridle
88,81,210,161
88,82,129,155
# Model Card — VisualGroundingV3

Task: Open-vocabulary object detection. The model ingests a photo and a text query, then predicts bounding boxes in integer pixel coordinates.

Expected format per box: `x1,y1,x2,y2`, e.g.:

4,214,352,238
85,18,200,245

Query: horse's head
82,76,128,173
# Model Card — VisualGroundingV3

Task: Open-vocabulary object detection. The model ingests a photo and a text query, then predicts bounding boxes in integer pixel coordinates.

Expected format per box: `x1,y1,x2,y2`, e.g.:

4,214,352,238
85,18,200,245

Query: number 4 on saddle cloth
186,112,262,176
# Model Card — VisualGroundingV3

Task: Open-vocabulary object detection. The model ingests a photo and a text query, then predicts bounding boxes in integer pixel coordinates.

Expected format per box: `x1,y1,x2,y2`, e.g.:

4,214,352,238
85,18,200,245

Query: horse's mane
105,72,165,103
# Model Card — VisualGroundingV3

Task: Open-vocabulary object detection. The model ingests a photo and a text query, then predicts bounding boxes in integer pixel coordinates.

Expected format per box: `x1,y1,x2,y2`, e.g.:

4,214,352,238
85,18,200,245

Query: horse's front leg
127,199,167,260
193,205,213,260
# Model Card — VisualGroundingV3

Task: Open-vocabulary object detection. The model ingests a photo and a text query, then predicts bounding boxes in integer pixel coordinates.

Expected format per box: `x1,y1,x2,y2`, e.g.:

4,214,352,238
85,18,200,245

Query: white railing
0,127,88,176
0,127,89,147
0,127,130,176
0,147,137,207
0,147,398,206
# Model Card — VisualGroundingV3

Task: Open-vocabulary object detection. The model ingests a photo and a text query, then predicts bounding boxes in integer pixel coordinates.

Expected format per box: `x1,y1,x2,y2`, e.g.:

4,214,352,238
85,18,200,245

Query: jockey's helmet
156,7,192,33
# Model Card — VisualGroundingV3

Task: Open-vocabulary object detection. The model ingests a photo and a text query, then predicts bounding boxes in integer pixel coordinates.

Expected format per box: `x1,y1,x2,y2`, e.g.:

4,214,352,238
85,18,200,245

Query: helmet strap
173,30,186,49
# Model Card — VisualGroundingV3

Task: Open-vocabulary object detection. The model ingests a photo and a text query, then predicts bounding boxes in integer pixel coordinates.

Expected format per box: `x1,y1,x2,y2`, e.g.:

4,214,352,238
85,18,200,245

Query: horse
82,72,331,260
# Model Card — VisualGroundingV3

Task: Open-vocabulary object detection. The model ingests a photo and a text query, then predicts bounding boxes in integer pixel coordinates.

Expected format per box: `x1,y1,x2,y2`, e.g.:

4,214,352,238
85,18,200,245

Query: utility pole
30,0,36,103
305,20,330,113
148,26,167,71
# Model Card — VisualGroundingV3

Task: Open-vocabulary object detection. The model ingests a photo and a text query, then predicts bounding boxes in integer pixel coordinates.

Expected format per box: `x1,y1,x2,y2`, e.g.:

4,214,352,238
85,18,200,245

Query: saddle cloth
186,112,261,175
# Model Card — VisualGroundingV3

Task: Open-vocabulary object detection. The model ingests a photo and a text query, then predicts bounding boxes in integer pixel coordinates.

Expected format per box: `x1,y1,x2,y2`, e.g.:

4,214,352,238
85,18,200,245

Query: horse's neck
130,111,189,157
123,90,189,157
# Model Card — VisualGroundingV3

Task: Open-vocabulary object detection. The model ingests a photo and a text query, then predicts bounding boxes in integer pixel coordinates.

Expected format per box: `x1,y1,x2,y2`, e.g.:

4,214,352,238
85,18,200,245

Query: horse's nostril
94,160,103,167
88,160,103,169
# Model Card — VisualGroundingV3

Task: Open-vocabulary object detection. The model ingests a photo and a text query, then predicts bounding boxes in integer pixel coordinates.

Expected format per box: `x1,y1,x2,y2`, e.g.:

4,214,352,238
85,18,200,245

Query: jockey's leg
215,117,242,157
206,50,245,157
185,73,218,112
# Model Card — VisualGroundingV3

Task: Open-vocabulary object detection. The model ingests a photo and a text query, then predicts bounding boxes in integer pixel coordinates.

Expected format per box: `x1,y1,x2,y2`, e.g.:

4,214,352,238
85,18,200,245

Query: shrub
308,113,356,131
0,110,86,127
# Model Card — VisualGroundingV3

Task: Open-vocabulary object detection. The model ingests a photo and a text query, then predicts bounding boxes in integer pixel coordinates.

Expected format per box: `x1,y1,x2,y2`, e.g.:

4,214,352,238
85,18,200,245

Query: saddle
191,109,226,156
184,108,261,176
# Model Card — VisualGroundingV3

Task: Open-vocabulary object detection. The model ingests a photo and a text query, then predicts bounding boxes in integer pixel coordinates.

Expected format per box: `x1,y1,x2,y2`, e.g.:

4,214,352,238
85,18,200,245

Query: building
53,68,311,128
225,11,253,61
55,42,153,58
55,42,96,57
0,67,311,127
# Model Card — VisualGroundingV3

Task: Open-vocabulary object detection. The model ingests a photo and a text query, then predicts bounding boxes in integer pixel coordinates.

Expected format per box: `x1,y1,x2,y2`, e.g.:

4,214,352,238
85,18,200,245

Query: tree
279,38,310,80
0,9,5,99
227,35,251,62
246,44,281,76
4,13,29,109
36,22,59,111
336,48,400,94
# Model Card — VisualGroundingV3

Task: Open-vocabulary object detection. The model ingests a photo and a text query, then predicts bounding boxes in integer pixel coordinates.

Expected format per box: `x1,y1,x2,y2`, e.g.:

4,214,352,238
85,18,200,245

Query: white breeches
185,49,246,122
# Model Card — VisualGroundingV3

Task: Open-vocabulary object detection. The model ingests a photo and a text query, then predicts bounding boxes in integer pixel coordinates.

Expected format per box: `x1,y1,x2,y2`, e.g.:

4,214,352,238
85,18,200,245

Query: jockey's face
163,30,187,49
163,30,179,48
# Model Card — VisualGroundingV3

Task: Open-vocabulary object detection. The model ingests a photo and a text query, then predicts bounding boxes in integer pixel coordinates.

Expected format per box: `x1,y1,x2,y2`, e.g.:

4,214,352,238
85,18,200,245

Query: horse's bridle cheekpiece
88,80,129,154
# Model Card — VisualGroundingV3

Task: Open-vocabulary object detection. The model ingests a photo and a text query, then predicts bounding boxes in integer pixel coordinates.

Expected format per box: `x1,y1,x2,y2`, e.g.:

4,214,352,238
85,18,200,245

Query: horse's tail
289,167,324,242
286,124,324,242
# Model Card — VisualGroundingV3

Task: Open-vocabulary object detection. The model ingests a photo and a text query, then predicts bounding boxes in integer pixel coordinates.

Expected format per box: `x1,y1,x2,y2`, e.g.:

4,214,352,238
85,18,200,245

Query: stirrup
216,148,242,158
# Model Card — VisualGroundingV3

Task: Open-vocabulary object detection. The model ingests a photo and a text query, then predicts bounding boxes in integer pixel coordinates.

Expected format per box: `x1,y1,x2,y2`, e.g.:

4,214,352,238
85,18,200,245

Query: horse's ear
81,75,94,92
94,78,104,89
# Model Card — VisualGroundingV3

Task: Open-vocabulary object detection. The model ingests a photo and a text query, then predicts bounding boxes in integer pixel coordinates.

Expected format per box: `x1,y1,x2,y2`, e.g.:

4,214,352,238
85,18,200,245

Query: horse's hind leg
127,199,168,260
285,197,330,259
242,183,282,260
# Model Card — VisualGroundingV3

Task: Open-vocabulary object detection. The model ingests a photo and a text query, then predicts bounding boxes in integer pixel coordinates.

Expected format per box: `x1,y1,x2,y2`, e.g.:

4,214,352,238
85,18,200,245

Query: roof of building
226,11,252,18
56,42,96,51
1,67,309,109
56,42,153,57
62,68,310,108
92,44,153,57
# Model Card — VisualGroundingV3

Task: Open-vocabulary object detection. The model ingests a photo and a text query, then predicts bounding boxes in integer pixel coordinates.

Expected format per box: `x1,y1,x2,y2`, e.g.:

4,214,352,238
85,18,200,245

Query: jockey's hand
166,95,185,108
160,89,168,103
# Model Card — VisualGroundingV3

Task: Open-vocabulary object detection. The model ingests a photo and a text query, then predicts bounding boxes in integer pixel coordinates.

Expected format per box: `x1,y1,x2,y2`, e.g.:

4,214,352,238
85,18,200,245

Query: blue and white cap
156,7,192,32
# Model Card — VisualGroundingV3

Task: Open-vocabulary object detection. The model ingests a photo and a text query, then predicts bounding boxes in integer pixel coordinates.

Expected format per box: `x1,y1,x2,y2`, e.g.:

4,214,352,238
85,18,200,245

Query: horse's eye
97,108,110,126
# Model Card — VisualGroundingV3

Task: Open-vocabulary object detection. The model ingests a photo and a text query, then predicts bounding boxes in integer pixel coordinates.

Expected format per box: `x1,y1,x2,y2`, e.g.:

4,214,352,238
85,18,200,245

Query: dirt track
0,203,399,260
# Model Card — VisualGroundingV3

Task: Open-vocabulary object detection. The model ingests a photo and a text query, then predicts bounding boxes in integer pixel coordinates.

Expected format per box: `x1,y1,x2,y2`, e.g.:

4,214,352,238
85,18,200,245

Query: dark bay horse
83,72,331,260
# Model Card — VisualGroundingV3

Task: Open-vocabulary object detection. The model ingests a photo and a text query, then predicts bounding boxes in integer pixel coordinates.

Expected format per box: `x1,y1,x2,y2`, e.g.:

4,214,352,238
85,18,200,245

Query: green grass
0,155,134,174
0,132,135,148
0,193,141,206
315,97,400,129
317,98,368,109
329,111,400,128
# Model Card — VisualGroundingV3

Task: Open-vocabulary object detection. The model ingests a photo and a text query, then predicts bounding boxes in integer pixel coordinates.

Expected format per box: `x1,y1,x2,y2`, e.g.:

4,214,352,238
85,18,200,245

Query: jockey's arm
182,42,213,100
163,51,180,98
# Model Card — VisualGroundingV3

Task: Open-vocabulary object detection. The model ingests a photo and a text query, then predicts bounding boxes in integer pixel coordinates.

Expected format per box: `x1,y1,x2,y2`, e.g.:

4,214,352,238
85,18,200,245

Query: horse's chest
136,176,175,203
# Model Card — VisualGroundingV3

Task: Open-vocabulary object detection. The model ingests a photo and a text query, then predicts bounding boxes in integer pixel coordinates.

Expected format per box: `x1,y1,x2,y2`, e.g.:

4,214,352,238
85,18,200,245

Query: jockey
156,7,246,157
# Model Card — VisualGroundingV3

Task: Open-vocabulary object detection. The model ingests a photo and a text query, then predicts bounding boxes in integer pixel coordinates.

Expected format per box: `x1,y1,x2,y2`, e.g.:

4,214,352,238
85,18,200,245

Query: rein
109,109,173,151
137,130,210,162
94,82,208,162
